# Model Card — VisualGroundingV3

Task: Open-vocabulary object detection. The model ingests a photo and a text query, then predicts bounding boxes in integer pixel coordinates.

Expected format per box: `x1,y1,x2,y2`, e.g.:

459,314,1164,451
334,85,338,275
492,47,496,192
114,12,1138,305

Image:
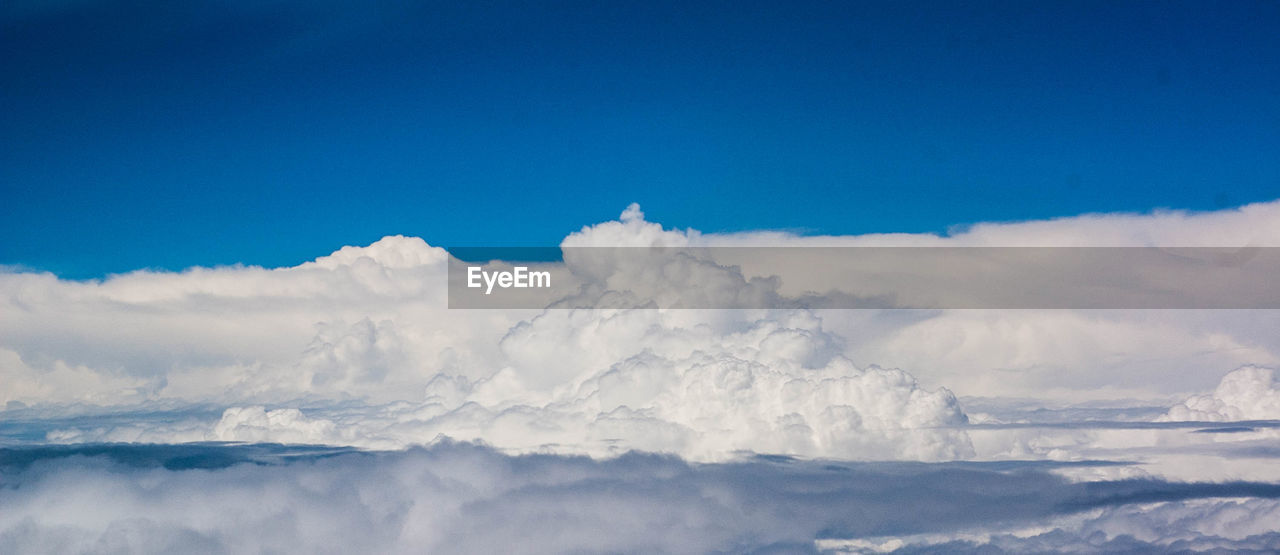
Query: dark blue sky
3,1,1279,278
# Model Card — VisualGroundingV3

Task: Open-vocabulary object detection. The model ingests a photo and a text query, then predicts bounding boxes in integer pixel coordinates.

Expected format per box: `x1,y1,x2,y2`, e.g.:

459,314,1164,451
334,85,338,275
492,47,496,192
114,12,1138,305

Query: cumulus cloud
1163,366,1280,422
1,218,972,460
550,202,1280,397
4,202,1280,553
836,310,1279,400
43,309,972,461
2,201,1280,462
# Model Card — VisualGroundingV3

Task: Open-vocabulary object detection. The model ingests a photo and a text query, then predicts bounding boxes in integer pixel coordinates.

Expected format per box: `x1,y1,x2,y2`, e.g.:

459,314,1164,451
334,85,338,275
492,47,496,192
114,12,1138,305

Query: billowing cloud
1163,366,1280,422
3,201,1280,462
1,218,971,460
4,202,1280,553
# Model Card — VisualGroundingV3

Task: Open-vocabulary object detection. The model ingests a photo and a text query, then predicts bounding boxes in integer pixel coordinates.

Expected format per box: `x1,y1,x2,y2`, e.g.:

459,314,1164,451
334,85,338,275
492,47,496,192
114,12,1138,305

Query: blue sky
3,1,1279,278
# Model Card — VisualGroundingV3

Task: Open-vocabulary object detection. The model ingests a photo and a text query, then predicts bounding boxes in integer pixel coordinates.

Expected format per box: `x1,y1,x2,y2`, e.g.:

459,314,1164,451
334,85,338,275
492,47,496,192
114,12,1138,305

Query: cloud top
1164,366,1280,422
3,200,1280,461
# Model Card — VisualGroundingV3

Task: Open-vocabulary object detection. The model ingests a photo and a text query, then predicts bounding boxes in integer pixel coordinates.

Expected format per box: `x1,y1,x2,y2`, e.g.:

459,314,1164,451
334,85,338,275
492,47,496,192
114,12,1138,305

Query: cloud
41,307,973,460
833,498,1280,553
701,199,1280,248
1163,366,1280,422
3,202,1280,462
0,210,977,461
837,310,1279,400
4,442,1280,554
4,200,1280,551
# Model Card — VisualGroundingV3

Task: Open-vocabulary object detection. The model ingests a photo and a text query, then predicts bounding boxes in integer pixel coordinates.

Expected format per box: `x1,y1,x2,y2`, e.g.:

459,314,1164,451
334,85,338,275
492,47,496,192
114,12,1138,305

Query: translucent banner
447,247,1280,309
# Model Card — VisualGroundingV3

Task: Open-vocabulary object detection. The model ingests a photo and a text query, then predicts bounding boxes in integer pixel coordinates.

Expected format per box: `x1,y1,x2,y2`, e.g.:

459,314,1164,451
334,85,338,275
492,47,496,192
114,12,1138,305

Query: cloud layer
3,201,1280,461
3,202,1280,553
4,442,1280,554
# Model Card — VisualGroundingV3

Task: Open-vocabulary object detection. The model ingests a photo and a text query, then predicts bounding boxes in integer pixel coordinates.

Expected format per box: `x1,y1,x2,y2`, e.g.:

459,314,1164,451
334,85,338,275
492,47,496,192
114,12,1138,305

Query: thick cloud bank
0,207,978,461
1163,366,1280,422
4,202,1280,553
4,443,1280,554
3,201,1280,460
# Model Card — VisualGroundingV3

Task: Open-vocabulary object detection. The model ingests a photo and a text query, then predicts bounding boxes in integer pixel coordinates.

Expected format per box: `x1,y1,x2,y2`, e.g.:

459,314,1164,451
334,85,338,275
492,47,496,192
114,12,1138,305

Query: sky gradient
3,1,1280,277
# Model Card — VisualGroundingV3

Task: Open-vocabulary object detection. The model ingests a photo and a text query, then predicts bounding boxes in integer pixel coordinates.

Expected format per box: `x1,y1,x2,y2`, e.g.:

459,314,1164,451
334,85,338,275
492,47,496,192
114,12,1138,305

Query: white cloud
3,201,1280,462
822,498,1280,553
1163,366,1280,422
5,442,1280,554
211,406,338,444
703,198,1280,247
838,310,1278,400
